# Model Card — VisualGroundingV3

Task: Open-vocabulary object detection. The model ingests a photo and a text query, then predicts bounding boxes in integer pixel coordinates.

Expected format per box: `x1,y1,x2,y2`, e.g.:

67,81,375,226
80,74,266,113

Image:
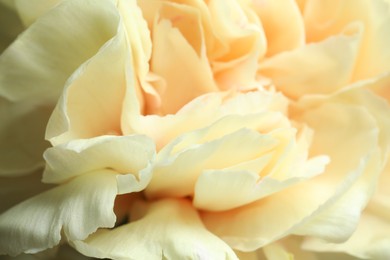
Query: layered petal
43,135,155,184
72,199,238,260
0,170,118,256
201,87,387,251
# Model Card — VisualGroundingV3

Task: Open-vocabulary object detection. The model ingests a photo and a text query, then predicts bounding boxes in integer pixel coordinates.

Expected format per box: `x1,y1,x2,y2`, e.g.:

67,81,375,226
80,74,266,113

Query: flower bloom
1,0,390,259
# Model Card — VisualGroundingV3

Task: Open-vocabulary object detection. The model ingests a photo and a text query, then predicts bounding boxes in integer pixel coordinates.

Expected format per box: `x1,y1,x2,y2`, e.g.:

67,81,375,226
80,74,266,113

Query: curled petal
0,170,118,256
43,135,155,184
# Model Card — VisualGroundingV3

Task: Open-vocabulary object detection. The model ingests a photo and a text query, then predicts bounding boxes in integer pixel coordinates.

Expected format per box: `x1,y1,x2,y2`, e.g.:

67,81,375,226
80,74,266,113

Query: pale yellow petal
0,0,118,106
43,135,155,184
259,24,361,99
0,170,118,256
146,112,286,199
72,199,238,260
15,0,63,27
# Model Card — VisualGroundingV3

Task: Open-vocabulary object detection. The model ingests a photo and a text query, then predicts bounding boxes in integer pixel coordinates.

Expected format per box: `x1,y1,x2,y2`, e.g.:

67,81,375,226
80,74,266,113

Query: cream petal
43,135,155,184
145,113,286,199
0,99,51,176
259,24,361,99
0,170,118,256
45,19,131,145
0,1,24,53
194,155,328,211
0,0,119,106
0,171,52,213
251,0,305,56
126,89,288,150
202,91,382,250
72,199,237,260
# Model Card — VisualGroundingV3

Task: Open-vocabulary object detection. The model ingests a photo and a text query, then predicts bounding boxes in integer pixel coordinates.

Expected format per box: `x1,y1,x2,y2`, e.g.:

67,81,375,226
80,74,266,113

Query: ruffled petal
259,23,361,98
0,0,118,106
43,135,155,184
146,112,288,199
0,99,51,175
72,199,238,260
201,88,385,251
0,170,118,256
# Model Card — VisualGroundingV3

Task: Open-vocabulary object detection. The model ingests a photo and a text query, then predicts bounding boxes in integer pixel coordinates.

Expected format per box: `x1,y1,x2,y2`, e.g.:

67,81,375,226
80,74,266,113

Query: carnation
1,0,390,259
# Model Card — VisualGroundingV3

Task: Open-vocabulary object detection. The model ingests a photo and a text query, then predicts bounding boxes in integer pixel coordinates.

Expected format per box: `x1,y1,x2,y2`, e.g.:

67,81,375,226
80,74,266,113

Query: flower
1,0,390,259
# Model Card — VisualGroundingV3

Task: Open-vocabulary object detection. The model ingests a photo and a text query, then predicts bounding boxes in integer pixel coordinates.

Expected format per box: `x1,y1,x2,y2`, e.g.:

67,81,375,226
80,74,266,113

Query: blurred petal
0,170,118,256
0,171,52,213
0,99,51,176
303,211,390,259
303,0,390,81
0,1,24,53
250,0,305,56
15,0,63,27
0,0,119,106
259,23,361,98
72,199,238,260
43,135,155,184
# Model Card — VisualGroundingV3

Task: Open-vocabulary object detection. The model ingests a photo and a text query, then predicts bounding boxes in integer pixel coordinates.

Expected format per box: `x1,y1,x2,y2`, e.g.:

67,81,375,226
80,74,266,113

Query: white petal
72,199,238,260
43,135,155,184
0,170,118,256
0,0,119,106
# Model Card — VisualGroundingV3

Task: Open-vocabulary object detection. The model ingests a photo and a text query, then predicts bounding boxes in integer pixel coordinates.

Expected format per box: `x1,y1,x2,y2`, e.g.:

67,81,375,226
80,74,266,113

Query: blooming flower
1,0,390,259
